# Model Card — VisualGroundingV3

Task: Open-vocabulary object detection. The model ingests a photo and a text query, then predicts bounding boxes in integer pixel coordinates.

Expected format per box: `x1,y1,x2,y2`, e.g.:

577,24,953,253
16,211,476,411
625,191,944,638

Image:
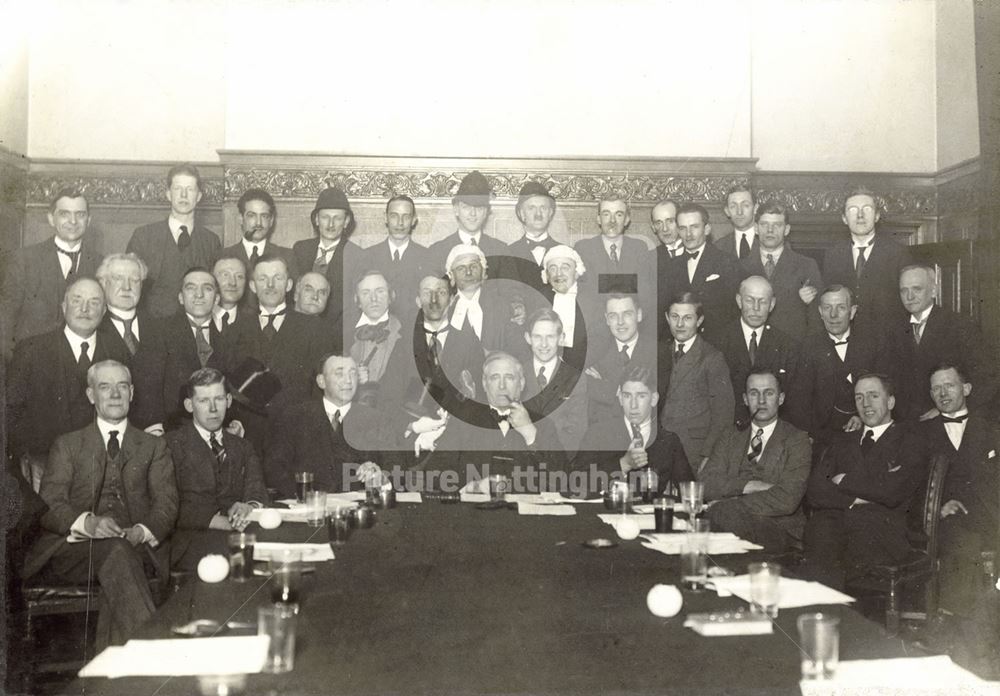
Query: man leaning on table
167,367,268,571
22,359,178,648
700,369,812,553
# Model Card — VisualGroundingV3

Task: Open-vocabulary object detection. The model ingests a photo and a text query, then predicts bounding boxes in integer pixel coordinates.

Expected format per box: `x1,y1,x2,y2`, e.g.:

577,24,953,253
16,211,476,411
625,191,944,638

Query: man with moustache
211,254,247,336
713,184,758,261
293,271,331,317
358,195,429,322
822,187,913,338
741,202,823,337
1,188,103,358
660,203,746,346
22,360,177,648
804,373,927,590
223,188,297,307
499,181,564,300
651,199,684,259
889,264,997,421
128,164,222,318
427,171,507,275
7,277,128,490
539,245,607,371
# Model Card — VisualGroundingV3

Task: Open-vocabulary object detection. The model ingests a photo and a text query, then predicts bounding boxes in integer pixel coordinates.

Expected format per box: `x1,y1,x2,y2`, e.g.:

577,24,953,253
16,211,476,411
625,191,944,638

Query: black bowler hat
312,187,351,214
517,180,553,207
452,171,492,207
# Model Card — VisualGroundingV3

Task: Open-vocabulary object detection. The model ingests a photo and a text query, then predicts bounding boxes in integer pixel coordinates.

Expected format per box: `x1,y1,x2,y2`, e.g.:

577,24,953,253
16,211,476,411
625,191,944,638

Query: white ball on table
197,554,230,583
646,584,683,617
615,517,640,540
258,508,282,530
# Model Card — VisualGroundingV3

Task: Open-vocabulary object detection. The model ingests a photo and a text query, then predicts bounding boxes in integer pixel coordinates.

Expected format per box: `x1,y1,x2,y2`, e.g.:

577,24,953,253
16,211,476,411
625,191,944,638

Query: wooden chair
849,453,950,634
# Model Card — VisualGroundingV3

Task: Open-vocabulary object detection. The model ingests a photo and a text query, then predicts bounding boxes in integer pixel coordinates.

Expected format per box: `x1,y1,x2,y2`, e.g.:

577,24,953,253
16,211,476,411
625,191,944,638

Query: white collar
242,238,266,254
533,356,559,377
64,325,95,352
828,329,850,342
356,311,390,327
852,233,875,249
616,335,639,353
456,287,481,303
685,243,707,258
737,227,757,240
910,305,933,324
602,235,626,255
760,245,784,262
675,335,697,352
387,237,410,253
53,236,81,252
193,421,222,445
260,302,287,317
864,421,893,442
108,307,137,321
186,312,212,327
323,397,352,421
749,418,778,443
554,282,579,297
942,408,969,419
524,232,550,244
740,319,766,344
458,230,481,245
96,417,127,443
168,215,195,240
215,305,237,319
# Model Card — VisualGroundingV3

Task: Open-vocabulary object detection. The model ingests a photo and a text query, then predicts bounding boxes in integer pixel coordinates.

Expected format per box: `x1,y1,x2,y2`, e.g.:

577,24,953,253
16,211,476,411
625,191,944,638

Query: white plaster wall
935,0,980,169
0,0,29,155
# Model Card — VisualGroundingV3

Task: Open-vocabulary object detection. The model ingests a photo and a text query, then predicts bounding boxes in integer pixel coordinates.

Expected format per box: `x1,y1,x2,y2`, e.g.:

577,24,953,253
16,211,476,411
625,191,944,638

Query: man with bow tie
166,367,267,571
888,263,997,422
1,188,102,359
923,364,1000,618
804,373,927,590
701,370,812,552
127,164,222,318
495,181,565,302
22,360,177,649
349,271,403,396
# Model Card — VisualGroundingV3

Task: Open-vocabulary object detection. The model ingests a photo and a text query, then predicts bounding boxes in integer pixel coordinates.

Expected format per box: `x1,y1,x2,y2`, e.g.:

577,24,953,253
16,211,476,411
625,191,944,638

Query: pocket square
705,274,720,282
887,465,901,473
989,450,996,459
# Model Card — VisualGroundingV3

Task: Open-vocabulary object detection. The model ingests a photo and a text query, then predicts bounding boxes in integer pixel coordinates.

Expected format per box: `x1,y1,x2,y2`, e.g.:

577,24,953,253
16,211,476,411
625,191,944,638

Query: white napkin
798,655,994,695
253,542,334,562
517,501,576,516
79,636,269,678
640,532,763,555
710,574,853,607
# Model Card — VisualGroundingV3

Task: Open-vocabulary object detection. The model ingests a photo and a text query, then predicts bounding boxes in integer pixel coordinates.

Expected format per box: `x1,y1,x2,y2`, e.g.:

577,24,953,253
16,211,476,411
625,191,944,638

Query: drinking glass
226,532,255,582
269,549,302,605
304,490,326,527
679,481,705,529
294,472,314,502
797,613,840,680
258,603,298,674
748,562,782,618
680,518,710,591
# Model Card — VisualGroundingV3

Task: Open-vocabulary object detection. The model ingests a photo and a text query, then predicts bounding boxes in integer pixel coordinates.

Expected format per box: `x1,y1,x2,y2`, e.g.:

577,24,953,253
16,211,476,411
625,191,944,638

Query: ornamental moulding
26,175,224,206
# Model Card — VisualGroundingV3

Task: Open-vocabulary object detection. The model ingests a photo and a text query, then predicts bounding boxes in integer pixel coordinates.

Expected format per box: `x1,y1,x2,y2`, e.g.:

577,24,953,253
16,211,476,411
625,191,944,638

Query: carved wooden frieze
25,175,224,206
755,187,937,217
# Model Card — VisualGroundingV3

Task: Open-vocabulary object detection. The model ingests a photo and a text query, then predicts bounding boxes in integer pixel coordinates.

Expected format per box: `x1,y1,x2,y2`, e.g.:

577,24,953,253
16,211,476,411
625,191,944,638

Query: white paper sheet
641,532,763,556
710,574,854,607
798,655,995,696
598,513,656,530
517,502,576,516
79,636,269,679
253,542,334,562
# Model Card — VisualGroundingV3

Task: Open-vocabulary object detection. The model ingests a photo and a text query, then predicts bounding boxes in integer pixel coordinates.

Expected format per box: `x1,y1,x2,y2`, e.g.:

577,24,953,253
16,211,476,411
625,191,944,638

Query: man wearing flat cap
428,170,507,275
292,187,362,351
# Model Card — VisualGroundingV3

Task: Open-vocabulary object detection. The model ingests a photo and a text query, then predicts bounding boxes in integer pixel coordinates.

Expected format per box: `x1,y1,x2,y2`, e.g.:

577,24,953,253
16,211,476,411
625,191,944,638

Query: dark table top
72,501,915,695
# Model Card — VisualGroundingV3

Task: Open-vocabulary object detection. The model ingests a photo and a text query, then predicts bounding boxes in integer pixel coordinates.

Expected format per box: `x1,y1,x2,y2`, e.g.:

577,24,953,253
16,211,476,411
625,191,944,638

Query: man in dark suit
22,360,177,648
572,365,692,497
741,201,823,337
922,364,1000,617
211,254,247,336
804,373,927,590
538,244,609,371
427,170,507,275
444,243,520,353
291,187,361,347
659,292,735,471
799,285,888,444
889,263,998,421
713,184,759,262
660,203,746,346
714,276,806,431
573,197,655,316
1,187,102,359
520,308,588,455
265,354,385,497
166,367,268,571
223,188,297,310
7,277,129,490
228,255,328,456
293,271,331,316
821,187,913,338
495,181,564,304
127,164,222,318
702,370,812,552
651,199,684,259
132,267,232,433
357,195,430,323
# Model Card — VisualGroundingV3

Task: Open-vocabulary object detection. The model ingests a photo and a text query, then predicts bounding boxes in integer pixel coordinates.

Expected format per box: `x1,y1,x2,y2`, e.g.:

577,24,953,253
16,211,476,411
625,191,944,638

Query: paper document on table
517,501,576,516
641,532,763,555
507,492,602,505
710,574,853,606
254,542,334,562
598,513,655,530
396,491,422,503
327,491,366,503
799,655,995,696
460,491,490,503
248,506,309,523
78,636,269,679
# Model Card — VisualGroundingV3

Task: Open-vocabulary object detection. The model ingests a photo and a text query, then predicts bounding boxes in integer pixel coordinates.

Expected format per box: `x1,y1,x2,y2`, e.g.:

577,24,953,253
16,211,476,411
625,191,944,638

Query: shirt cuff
70,512,93,538
136,523,158,547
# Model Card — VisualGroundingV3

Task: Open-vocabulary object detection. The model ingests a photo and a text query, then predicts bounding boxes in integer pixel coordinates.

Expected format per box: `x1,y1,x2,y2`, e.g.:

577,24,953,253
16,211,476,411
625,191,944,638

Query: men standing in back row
223,188,296,308
358,194,429,323
127,164,221,318
714,184,759,262
427,171,507,274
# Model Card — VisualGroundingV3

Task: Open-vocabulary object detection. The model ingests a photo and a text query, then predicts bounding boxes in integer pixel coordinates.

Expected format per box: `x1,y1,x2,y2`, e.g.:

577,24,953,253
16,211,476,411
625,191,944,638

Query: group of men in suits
3,166,999,647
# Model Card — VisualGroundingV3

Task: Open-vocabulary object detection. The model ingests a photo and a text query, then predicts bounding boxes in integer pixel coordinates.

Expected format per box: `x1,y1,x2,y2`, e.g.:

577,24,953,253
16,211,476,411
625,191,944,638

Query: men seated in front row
293,271,332,317
923,364,1000,618
212,254,247,336
573,365,692,497
701,370,812,553
22,360,177,648
167,368,268,571
803,373,927,590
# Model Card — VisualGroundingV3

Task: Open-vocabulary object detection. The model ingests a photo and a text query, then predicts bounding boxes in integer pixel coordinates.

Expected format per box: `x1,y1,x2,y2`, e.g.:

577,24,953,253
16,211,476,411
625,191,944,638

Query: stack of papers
640,532,763,555
79,636,269,679
253,542,335,562
517,501,576,516
798,655,996,695
710,574,853,606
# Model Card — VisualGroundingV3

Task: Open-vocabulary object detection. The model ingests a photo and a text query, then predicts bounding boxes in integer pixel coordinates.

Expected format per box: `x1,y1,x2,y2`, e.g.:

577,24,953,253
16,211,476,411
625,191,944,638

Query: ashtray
582,538,618,549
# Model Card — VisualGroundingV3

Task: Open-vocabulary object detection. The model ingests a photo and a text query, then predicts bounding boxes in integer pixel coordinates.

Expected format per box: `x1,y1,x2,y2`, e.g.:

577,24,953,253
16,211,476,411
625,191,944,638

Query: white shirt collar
96,416,127,446
108,307,137,321
186,312,212,328
458,230,481,246
852,233,876,248
943,407,969,419
387,237,410,253
64,326,95,356
524,231,550,244
760,246,784,264
686,243,707,259
260,302,287,317
242,238,266,256
193,421,222,445
616,335,639,354
623,416,653,447
740,319,766,345
456,286,481,303
53,236,81,252
864,421,893,443
828,329,851,342
168,215,194,242
676,335,697,353
910,305,933,324
356,311,390,327
323,397,352,421
533,356,559,378
554,282,579,297
215,305,237,321
602,235,626,257
748,419,779,453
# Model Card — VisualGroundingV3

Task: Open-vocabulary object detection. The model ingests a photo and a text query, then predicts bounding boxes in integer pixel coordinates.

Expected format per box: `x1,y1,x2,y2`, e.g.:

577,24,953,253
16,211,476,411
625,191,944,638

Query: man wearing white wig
445,243,520,353
540,245,609,370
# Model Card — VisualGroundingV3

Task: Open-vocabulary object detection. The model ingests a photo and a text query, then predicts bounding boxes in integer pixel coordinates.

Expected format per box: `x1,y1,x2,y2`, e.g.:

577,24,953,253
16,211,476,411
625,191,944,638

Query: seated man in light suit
701,370,812,552
22,360,178,648
166,367,268,571
348,271,404,390
572,365,692,497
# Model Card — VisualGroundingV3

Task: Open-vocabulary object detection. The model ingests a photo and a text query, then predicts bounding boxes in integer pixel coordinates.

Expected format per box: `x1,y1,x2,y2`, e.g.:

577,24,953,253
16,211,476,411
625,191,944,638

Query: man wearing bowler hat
292,187,362,351
428,170,507,275
497,181,564,299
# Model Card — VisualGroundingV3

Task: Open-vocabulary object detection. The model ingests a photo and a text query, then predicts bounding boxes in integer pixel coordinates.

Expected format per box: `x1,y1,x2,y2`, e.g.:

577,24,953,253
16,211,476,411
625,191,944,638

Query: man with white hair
445,243,519,353
539,244,608,370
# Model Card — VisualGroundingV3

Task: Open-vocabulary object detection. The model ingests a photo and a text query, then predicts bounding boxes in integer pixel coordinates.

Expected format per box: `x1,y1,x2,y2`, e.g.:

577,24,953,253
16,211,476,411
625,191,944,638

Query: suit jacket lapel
86,423,110,507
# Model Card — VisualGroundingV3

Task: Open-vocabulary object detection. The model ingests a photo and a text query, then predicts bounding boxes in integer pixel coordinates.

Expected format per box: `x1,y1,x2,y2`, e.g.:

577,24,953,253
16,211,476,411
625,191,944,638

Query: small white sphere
646,584,684,618
258,508,282,530
197,554,230,583
615,517,641,540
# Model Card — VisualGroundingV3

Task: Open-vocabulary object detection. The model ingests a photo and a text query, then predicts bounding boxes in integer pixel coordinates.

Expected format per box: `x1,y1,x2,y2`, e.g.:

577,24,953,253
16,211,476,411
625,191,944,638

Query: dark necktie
747,428,764,463
739,234,751,260
261,309,286,340
178,225,191,249
619,344,630,365
314,246,334,275
748,330,758,366
220,310,231,330
425,326,447,367
78,341,91,371
393,249,401,262
210,432,225,466
193,324,213,367
107,430,121,459
685,250,700,262
537,366,547,389
610,243,619,264
249,245,261,269
330,409,341,433
912,320,926,346
111,313,138,356
57,247,81,278
630,422,644,447
469,237,478,247
941,414,968,424
674,343,685,362
860,429,875,454
854,246,868,279
356,321,390,342
764,253,775,279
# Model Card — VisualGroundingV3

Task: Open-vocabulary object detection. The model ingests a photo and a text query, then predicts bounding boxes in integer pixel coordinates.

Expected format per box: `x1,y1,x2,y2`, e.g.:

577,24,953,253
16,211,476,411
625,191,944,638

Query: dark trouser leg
706,498,790,553
802,509,847,590
938,520,987,618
